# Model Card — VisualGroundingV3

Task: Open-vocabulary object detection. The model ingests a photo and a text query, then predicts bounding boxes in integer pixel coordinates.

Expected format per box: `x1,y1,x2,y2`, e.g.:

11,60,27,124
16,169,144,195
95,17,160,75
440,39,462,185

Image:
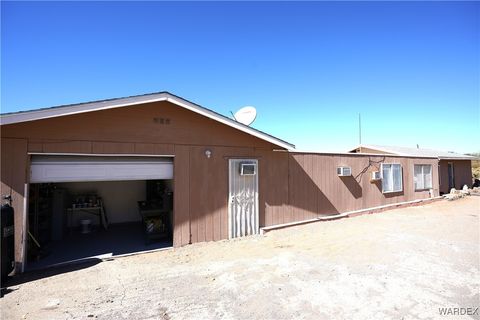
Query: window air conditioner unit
240,163,257,176
337,166,352,177
371,171,381,180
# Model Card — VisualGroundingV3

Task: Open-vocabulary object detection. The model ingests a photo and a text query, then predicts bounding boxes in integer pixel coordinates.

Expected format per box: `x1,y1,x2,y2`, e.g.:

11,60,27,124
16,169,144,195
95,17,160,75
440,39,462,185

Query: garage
1,91,296,273
26,155,174,270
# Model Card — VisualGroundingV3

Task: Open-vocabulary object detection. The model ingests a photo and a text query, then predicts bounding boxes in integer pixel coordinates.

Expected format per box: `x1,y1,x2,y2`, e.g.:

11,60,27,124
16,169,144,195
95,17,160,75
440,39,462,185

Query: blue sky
1,1,479,153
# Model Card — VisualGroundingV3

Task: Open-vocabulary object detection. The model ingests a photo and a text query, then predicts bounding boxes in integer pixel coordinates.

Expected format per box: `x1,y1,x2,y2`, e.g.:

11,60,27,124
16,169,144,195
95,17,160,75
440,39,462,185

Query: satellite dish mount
233,106,257,126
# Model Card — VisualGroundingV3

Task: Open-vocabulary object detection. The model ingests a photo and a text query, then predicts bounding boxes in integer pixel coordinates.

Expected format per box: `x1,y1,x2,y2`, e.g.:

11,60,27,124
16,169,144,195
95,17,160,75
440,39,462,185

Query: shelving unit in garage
28,184,53,245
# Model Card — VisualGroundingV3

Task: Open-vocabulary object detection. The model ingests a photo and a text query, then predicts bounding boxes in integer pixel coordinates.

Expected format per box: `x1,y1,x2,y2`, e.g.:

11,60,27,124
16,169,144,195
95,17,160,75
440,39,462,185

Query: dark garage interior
27,179,173,270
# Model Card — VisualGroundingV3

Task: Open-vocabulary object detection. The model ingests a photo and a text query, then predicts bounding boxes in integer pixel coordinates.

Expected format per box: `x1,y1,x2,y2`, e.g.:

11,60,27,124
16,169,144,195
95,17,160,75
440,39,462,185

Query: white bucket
80,219,92,234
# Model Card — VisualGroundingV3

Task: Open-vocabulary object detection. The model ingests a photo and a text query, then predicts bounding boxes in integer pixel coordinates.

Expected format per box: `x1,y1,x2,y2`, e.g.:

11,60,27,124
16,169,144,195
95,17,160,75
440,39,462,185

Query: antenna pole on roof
358,113,362,153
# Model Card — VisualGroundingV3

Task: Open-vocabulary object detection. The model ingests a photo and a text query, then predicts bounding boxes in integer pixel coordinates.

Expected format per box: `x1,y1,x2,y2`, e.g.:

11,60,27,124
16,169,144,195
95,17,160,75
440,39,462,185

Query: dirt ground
2,197,479,320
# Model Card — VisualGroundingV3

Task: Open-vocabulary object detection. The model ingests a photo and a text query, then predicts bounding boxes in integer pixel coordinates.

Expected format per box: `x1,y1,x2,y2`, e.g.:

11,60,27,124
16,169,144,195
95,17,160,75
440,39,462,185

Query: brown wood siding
1,102,278,268
1,100,450,271
1,138,28,267
255,149,289,226
262,153,439,226
438,160,473,194
189,146,256,243
2,101,273,149
173,145,190,246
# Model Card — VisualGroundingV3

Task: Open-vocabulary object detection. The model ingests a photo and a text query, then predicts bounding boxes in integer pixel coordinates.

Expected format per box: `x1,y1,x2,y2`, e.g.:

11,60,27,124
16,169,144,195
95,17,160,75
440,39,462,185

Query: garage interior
26,155,174,270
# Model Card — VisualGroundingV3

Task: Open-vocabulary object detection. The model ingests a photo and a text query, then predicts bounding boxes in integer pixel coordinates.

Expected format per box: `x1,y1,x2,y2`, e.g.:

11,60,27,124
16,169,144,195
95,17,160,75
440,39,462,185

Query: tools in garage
138,201,171,245
138,180,173,244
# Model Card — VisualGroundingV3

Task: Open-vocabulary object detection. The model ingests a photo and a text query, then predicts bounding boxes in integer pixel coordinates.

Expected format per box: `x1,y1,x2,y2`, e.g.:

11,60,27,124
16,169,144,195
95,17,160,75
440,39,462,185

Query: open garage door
30,155,173,183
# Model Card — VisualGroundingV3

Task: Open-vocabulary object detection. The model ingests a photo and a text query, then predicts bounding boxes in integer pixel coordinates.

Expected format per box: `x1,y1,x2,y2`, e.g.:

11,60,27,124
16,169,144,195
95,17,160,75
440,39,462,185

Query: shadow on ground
1,258,102,298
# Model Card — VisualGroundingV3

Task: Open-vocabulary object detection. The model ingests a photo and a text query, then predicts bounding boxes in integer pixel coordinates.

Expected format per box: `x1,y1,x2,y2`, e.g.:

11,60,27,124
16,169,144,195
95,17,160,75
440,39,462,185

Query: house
0,92,451,272
349,144,476,194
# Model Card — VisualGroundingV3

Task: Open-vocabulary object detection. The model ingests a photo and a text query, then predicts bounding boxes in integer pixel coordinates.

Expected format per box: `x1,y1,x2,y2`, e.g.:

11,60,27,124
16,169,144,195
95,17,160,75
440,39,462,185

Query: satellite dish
233,106,257,126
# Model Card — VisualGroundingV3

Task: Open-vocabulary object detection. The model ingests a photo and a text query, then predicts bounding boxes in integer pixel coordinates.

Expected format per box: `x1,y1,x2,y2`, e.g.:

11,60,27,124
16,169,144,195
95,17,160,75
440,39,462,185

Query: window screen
382,164,403,193
414,164,432,190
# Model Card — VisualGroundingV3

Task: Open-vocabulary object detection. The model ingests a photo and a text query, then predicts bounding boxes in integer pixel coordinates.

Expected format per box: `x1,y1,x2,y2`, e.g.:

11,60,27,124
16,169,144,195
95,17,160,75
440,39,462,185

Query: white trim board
260,196,443,235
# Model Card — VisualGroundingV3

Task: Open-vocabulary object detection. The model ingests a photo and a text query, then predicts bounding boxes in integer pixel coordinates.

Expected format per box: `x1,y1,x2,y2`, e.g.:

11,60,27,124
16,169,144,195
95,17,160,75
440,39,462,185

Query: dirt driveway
2,197,479,320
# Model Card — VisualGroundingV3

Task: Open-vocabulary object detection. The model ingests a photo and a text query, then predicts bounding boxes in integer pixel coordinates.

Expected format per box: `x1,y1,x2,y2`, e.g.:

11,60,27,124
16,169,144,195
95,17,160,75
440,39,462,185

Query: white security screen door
228,159,259,238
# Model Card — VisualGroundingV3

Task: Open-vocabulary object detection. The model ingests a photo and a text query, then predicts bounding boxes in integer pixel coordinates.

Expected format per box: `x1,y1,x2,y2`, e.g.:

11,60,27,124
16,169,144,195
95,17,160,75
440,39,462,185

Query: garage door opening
26,155,174,270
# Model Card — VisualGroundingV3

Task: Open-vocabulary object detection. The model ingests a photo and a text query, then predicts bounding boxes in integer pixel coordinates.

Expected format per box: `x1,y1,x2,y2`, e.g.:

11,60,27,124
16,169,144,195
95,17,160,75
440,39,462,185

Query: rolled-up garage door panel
30,155,173,183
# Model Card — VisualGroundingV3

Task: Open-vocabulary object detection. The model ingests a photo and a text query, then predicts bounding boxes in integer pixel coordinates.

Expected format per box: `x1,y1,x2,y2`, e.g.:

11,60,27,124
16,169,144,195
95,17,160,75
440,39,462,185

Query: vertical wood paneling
92,142,135,154
2,101,274,149
27,140,43,153
134,143,175,155
189,147,204,243
215,151,229,241
43,140,92,153
256,151,267,227
188,146,232,244
264,153,440,227
204,148,215,242
1,138,28,268
173,145,190,247
258,150,289,226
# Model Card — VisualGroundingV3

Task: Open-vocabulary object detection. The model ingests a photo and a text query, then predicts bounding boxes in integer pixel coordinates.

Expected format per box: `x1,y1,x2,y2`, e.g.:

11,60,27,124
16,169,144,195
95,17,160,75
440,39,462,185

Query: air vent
371,171,381,181
240,163,257,176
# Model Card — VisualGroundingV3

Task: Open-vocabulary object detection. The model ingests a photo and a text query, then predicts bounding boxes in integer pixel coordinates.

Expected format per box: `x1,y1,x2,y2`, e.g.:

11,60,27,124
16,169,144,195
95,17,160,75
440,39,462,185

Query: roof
0,91,295,150
286,149,437,158
349,144,478,160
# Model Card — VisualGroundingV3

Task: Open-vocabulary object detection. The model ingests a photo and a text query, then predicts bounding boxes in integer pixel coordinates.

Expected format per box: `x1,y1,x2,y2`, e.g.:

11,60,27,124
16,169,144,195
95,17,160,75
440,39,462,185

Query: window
414,164,432,190
240,163,256,175
381,163,403,193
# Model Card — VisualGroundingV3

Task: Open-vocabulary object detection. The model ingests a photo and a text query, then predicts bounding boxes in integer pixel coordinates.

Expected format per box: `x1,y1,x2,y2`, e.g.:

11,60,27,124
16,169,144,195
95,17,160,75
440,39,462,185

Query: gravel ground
2,197,479,320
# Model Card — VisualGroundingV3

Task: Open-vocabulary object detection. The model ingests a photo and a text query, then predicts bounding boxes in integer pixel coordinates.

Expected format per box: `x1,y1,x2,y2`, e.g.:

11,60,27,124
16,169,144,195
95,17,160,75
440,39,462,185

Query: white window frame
414,164,433,191
381,163,403,193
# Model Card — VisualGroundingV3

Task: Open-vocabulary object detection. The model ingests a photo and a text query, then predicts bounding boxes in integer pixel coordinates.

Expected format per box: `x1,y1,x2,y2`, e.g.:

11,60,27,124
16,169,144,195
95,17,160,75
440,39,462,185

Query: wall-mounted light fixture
205,149,212,159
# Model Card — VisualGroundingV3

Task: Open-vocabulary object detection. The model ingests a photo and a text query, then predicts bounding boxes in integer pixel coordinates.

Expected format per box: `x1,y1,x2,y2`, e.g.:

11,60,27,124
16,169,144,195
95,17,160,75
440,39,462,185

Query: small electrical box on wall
337,166,352,177
240,163,257,175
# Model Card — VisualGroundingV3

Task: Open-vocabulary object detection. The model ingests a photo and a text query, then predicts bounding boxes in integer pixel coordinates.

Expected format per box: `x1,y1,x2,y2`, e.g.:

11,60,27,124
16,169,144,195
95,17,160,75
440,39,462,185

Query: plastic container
80,219,92,234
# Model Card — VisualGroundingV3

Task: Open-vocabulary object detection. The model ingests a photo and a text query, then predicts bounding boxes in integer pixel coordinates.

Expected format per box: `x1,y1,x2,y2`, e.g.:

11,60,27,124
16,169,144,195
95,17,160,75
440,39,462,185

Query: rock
450,188,459,194
43,299,60,310
444,193,464,201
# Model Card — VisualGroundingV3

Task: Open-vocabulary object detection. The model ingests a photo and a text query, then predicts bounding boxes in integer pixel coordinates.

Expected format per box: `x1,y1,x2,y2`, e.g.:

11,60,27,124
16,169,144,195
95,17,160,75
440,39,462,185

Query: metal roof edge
438,156,479,161
348,144,476,160
281,150,438,159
